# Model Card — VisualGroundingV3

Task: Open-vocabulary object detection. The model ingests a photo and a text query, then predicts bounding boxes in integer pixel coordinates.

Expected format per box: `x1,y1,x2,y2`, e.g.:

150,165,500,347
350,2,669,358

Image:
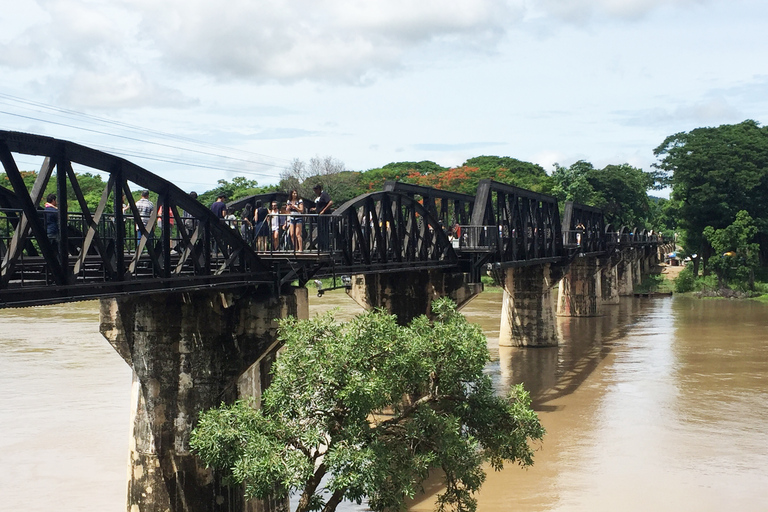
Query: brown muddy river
1,291,767,511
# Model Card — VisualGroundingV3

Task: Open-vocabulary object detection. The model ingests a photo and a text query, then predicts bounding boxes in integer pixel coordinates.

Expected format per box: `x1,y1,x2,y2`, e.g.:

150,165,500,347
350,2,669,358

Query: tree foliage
2,170,111,212
703,210,760,289
191,299,544,512
197,176,276,207
279,156,361,205
461,156,554,194
654,120,768,266
551,160,659,228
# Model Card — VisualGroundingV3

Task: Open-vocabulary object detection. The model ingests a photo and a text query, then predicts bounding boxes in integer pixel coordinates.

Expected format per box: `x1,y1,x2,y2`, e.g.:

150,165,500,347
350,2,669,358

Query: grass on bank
634,272,675,294
672,265,768,300
305,266,768,301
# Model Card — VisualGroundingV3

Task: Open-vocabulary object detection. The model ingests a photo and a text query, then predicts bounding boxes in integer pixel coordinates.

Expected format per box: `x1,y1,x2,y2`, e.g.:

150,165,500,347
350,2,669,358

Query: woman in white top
286,189,304,251
268,201,280,250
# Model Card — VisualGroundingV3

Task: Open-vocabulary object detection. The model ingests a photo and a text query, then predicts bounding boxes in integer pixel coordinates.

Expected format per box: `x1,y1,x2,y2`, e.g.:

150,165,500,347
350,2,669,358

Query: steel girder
331,191,458,272
0,131,271,308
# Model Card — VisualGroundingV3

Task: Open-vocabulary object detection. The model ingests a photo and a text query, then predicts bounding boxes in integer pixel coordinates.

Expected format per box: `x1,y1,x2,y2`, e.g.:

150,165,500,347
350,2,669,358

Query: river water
1,292,767,511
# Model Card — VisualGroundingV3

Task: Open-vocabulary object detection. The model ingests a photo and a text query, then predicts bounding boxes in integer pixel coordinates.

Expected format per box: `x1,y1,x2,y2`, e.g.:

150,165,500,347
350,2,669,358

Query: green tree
280,156,363,206
359,160,448,190
1,170,110,212
552,160,659,228
654,120,768,270
191,299,544,512
703,210,760,289
551,161,600,205
198,177,276,209
462,156,554,194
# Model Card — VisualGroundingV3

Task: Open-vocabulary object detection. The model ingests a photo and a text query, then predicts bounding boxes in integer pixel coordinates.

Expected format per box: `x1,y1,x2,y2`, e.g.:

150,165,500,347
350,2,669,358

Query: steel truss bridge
0,131,662,308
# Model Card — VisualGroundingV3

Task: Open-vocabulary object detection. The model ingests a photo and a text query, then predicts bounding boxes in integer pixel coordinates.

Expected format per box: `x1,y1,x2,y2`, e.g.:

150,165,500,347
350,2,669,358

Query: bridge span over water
1,130,664,310
0,130,671,512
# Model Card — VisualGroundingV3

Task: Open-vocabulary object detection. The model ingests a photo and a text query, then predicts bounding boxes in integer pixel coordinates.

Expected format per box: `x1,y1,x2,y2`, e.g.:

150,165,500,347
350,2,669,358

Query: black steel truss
0,131,664,308
0,131,271,307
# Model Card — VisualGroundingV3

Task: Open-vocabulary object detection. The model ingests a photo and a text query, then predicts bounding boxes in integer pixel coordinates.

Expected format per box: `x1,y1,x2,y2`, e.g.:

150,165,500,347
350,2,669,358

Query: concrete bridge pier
557,256,602,317
100,287,308,512
617,251,635,296
600,254,621,306
346,270,483,325
498,264,558,347
633,257,642,285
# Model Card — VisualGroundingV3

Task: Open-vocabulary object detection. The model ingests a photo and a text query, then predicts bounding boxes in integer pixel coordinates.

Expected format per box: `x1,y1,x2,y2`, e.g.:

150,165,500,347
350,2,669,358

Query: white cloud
57,70,196,109
126,0,524,82
532,0,708,24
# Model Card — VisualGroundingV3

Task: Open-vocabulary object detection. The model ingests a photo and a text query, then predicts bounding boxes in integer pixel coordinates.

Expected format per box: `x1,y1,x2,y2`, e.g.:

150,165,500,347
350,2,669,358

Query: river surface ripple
1,293,766,511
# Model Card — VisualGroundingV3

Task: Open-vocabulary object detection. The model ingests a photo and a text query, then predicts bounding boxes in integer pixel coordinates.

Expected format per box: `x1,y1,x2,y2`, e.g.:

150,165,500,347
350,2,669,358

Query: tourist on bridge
240,203,254,243
135,190,154,242
156,204,175,232
44,193,59,252
254,199,269,251
286,189,304,252
312,183,332,251
210,194,227,219
268,201,285,250
181,191,198,234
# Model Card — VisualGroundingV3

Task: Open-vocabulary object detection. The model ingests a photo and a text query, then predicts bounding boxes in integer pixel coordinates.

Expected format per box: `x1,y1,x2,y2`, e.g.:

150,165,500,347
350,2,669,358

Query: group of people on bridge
131,183,335,254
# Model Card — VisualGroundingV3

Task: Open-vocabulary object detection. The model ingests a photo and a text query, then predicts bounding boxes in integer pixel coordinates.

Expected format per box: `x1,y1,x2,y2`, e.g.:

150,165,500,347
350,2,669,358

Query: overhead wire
0,92,292,166
0,109,286,179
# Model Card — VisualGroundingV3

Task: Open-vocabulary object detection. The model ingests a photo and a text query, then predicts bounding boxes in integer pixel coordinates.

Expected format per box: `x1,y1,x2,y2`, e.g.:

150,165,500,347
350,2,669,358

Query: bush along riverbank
672,265,768,300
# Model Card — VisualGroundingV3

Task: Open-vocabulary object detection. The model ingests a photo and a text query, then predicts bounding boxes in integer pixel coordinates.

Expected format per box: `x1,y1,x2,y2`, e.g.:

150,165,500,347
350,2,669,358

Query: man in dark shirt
211,194,227,219
313,184,332,215
312,184,332,250
44,193,59,251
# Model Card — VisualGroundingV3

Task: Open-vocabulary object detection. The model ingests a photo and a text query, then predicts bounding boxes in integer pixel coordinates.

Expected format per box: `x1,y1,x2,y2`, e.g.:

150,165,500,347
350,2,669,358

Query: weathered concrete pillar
556,256,602,317
617,252,634,296
346,270,482,325
498,264,558,347
600,257,620,305
641,253,652,275
633,257,642,284
100,286,308,512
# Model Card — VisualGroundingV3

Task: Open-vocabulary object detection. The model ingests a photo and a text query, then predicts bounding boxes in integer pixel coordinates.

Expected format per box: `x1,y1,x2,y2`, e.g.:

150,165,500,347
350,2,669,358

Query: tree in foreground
191,299,544,512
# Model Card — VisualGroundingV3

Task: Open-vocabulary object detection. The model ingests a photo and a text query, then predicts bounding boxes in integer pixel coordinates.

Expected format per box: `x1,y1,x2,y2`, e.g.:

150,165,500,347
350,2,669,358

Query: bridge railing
561,201,606,254
454,225,500,251
232,213,337,256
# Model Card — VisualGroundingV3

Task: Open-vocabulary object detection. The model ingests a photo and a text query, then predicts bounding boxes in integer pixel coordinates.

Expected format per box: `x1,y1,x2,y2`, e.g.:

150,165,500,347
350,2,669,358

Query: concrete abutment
346,270,483,325
498,265,559,347
100,286,308,512
556,256,602,317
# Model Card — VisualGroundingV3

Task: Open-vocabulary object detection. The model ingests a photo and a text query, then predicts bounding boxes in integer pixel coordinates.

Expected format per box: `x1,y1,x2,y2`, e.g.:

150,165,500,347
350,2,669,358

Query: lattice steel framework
561,200,607,255
331,191,457,273
470,179,563,266
383,181,475,229
0,131,270,307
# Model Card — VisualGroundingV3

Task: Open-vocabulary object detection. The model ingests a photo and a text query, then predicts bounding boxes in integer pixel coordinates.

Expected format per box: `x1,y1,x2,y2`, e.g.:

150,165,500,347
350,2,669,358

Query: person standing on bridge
312,183,332,251
268,200,284,250
44,193,59,253
286,189,304,252
211,194,227,220
254,199,269,251
135,190,154,244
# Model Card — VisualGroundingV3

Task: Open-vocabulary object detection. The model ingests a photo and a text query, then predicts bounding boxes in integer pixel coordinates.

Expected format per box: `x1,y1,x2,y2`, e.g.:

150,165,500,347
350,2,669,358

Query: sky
1,0,767,194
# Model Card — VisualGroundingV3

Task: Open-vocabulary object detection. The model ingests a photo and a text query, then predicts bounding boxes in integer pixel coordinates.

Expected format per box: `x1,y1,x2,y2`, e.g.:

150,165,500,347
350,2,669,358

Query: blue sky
1,0,766,194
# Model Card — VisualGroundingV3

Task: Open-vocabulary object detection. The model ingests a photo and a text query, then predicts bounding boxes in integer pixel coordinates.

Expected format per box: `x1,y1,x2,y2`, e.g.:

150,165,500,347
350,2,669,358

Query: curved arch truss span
332,191,458,273
0,131,270,307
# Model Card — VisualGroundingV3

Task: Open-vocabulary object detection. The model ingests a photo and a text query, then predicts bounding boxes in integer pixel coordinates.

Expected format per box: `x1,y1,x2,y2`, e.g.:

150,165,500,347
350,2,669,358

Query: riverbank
653,263,768,301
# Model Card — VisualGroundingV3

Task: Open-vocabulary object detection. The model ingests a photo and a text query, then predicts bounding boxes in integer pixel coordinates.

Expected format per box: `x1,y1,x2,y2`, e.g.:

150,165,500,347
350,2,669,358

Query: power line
0,109,289,176
0,92,293,165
